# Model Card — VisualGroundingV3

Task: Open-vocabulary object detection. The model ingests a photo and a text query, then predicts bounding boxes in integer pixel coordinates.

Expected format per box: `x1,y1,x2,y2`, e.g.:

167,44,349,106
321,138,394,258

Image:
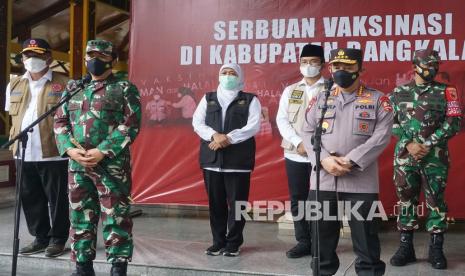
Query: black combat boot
111,262,128,276
70,261,95,276
428,233,447,269
390,231,416,266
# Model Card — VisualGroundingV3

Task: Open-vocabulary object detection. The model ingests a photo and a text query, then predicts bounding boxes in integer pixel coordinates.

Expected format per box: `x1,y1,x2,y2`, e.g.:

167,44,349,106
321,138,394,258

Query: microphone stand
312,80,333,276
1,79,88,276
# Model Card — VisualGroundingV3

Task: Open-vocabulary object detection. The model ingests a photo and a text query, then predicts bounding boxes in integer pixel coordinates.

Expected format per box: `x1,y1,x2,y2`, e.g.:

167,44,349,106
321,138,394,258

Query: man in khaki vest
276,44,326,258
4,38,70,257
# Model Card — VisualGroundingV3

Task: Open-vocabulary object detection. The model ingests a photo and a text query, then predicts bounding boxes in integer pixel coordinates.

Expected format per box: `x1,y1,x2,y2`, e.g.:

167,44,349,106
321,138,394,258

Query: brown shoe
45,243,66,258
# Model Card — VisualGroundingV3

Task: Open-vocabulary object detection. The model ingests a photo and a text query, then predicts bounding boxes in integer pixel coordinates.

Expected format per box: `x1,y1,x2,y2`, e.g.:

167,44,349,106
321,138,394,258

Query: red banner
129,0,465,217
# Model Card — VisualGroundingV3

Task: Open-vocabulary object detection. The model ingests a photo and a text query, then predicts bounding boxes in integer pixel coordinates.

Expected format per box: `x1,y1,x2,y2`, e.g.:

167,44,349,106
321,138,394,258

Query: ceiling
11,0,130,74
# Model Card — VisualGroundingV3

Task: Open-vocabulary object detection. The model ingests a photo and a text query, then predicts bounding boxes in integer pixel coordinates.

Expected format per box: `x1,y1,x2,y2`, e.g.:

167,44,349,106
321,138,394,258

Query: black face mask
86,58,112,76
332,70,359,88
415,65,437,82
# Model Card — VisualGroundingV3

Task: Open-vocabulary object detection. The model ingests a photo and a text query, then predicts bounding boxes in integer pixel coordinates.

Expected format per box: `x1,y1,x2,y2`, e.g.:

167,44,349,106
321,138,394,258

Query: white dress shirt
192,92,261,172
4,70,66,161
276,77,325,163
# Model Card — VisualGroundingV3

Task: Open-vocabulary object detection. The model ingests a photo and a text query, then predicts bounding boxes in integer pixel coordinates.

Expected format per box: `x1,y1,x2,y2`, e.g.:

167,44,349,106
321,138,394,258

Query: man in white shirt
192,63,261,257
4,38,69,257
276,44,326,258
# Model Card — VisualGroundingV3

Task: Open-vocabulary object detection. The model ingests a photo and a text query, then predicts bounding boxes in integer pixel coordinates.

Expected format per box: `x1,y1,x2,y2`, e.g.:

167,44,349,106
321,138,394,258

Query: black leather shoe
286,243,311,258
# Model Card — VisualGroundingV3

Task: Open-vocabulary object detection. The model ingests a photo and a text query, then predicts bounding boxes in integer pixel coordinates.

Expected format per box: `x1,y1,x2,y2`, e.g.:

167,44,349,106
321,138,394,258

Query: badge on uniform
445,87,462,117
380,96,393,112
359,111,371,118
445,87,458,101
355,104,375,110
207,100,217,106
362,92,372,98
238,100,247,105
359,122,370,133
291,90,304,99
51,83,64,92
357,98,373,104
322,121,330,130
289,99,303,104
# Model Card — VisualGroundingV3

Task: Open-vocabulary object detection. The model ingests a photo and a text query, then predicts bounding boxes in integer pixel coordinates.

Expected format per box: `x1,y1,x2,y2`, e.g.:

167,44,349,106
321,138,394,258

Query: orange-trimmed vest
8,72,69,157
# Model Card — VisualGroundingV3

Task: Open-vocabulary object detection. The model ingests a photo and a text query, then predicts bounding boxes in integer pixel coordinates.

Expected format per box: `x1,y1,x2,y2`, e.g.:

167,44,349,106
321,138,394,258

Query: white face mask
300,64,321,78
24,57,48,73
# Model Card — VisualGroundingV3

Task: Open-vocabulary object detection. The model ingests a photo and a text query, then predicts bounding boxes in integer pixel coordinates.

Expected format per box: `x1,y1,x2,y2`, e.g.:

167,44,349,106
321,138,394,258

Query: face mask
415,65,437,82
24,57,48,73
300,65,321,78
219,75,239,90
86,58,112,76
332,70,359,88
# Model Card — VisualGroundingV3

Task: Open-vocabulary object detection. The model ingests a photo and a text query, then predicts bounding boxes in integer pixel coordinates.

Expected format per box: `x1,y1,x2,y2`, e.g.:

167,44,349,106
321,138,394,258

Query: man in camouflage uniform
54,39,141,276
389,49,462,269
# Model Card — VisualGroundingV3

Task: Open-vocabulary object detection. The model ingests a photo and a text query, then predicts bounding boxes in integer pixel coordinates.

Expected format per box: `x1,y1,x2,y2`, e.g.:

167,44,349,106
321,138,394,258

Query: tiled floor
0,206,464,276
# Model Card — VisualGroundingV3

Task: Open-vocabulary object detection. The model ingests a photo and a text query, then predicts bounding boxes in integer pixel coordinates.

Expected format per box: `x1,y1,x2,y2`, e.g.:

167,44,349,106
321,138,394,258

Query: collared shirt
4,69,66,161
192,92,261,173
276,77,325,163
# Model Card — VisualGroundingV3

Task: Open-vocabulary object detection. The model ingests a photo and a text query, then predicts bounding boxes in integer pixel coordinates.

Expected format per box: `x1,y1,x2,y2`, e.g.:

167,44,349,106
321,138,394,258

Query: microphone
66,74,91,91
324,78,334,91
80,73,92,85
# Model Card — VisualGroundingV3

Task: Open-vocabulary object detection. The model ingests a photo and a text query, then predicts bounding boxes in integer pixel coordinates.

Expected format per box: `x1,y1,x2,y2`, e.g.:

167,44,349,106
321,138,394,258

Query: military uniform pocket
91,99,122,123
424,106,444,123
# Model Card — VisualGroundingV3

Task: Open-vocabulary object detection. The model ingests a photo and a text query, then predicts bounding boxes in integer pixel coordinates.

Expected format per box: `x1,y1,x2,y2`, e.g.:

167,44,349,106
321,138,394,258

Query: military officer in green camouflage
389,49,462,270
54,39,141,276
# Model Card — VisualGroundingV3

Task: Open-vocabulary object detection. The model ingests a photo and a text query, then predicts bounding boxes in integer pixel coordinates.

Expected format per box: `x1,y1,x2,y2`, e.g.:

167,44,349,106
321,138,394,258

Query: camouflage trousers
394,159,448,233
68,169,133,263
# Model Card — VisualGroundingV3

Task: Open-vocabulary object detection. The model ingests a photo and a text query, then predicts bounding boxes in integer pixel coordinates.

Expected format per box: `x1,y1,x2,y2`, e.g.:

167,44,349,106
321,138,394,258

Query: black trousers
285,158,311,245
309,191,386,276
203,170,250,248
18,160,70,245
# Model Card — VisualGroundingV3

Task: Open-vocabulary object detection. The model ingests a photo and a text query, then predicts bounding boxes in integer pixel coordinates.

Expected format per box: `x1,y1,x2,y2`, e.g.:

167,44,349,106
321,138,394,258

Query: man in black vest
192,63,261,257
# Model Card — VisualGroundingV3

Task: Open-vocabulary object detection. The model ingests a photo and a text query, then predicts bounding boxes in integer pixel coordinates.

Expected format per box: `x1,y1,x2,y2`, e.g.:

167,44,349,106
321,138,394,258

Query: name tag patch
291,90,304,99
289,99,303,104
355,104,375,110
